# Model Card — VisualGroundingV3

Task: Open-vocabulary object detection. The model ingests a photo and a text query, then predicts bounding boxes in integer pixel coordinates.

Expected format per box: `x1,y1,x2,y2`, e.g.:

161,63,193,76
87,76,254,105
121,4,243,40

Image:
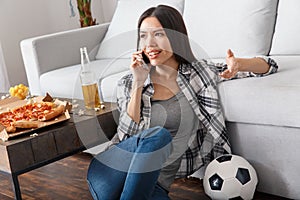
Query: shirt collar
178,63,191,75
143,73,154,97
144,73,151,87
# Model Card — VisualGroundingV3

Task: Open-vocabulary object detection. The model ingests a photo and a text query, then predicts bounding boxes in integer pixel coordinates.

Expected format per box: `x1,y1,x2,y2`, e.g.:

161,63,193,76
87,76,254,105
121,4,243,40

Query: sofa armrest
20,23,110,95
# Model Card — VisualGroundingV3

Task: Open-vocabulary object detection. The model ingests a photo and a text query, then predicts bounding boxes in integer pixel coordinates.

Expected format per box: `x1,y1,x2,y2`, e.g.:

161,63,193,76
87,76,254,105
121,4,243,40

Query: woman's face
139,17,176,67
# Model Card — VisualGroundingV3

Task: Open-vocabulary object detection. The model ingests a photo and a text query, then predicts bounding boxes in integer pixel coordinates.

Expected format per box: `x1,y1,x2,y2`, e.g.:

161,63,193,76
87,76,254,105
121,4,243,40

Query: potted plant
69,0,97,27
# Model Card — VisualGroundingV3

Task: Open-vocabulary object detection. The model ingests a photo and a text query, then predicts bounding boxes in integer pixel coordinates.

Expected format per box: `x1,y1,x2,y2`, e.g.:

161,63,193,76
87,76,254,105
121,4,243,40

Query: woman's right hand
220,49,240,79
130,51,150,83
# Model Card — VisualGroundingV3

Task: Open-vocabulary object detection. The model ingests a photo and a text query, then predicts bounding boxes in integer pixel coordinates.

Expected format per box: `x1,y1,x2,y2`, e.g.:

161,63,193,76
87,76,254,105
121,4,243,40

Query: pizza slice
0,111,16,133
0,101,66,133
38,104,65,121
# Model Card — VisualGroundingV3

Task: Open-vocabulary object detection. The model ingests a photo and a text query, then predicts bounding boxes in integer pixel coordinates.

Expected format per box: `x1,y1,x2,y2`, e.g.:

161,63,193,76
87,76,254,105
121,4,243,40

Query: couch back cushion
183,0,278,59
95,0,184,59
270,0,300,55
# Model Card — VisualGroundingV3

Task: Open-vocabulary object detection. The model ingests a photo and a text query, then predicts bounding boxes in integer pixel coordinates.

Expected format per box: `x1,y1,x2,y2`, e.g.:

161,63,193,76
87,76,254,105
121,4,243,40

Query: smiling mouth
146,50,161,59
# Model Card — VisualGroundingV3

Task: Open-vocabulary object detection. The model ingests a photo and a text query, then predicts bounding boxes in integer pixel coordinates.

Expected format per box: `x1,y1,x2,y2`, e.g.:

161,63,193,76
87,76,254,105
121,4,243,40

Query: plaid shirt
113,57,278,177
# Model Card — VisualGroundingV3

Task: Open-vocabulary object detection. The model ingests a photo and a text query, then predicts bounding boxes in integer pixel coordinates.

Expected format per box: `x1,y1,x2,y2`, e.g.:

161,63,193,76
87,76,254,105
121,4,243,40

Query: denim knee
139,126,172,148
87,178,99,200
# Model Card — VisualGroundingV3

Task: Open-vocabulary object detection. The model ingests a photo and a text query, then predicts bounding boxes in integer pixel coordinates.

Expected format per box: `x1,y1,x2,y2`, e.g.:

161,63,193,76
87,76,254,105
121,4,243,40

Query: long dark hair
137,5,196,64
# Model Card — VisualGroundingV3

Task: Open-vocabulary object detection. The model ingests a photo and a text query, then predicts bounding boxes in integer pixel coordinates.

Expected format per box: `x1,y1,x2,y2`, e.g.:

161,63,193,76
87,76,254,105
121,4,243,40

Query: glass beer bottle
80,47,101,109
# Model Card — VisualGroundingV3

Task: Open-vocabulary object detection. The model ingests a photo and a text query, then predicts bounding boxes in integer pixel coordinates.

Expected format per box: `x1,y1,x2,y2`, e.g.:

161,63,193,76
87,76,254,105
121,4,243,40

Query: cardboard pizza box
0,96,70,142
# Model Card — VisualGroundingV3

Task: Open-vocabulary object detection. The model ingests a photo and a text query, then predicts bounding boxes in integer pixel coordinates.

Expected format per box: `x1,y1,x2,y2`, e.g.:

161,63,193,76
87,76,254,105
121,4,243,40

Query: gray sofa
20,0,300,199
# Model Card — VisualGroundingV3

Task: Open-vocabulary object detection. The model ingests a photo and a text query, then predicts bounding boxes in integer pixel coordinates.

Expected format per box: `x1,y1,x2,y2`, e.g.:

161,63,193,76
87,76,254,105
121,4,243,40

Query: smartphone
141,51,149,64
137,51,149,69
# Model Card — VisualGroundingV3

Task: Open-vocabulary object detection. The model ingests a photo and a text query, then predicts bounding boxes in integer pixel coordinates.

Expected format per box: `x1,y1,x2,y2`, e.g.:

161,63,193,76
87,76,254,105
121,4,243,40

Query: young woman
87,5,278,200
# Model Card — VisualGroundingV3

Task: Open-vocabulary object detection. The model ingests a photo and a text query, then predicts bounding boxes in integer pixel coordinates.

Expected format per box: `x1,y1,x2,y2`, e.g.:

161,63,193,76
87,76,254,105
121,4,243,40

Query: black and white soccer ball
203,154,258,200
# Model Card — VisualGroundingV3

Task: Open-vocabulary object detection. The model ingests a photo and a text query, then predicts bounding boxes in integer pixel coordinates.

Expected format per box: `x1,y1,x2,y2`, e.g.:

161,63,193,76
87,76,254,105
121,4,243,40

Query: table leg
11,174,22,200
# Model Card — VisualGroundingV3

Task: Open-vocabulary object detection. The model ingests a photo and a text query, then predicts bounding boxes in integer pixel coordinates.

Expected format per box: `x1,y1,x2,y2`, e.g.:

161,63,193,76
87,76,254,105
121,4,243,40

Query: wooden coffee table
0,99,118,200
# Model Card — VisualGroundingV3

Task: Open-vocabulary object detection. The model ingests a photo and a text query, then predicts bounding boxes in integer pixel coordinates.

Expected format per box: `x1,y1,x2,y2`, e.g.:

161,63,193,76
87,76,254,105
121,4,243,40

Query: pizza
0,101,65,133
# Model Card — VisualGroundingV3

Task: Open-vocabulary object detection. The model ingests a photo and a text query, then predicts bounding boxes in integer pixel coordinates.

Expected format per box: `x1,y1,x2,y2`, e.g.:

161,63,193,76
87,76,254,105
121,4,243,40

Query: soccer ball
203,154,258,200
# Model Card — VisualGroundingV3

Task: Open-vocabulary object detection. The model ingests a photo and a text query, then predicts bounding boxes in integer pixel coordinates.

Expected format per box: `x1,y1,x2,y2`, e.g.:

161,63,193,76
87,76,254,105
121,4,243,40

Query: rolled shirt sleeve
251,55,279,77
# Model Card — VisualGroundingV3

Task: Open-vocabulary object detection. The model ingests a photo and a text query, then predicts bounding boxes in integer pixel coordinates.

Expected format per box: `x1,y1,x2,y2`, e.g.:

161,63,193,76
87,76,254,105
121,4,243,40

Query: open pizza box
0,94,71,142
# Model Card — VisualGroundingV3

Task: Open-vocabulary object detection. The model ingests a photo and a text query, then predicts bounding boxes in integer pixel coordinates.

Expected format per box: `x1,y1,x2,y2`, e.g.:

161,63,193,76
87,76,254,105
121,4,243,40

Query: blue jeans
87,126,172,200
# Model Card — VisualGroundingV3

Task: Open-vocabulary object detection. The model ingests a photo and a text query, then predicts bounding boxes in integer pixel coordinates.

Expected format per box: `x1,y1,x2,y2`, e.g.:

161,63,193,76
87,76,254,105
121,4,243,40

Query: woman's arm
126,50,150,123
127,81,144,123
220,49,278,79
116,76,145,140
116,51,150,140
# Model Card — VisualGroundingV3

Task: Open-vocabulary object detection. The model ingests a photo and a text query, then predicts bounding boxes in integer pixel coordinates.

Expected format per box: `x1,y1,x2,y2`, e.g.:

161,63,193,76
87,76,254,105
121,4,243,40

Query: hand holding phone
133,51,149,70
130,51,150,82
136,56,149,69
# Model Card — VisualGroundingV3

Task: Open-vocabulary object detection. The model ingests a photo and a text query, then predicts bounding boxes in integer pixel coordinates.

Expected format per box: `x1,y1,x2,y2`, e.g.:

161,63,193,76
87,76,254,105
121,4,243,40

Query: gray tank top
150,92,182,137
150,91,198,191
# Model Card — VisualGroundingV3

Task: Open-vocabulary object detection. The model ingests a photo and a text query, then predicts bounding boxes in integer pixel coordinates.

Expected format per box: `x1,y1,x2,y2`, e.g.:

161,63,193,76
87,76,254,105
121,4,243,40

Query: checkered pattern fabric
112,57,278,177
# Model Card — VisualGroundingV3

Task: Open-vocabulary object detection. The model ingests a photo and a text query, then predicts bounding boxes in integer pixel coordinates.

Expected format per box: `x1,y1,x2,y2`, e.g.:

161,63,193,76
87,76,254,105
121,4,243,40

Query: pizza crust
39,105,65,121
6,126,16,133
13,120,40,129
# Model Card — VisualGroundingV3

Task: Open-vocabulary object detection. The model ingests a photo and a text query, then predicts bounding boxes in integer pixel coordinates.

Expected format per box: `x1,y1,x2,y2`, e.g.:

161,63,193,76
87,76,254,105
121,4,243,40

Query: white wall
0,0,117,89
0,42,10,92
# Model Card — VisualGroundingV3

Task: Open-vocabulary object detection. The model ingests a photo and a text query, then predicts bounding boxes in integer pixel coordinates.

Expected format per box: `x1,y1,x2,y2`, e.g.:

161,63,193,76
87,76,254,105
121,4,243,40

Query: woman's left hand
220,49,240,79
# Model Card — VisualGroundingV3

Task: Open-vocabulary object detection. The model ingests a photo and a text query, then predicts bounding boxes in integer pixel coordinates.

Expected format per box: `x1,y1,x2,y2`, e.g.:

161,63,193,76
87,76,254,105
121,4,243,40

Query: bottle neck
80,47,96,85
80,47,91,72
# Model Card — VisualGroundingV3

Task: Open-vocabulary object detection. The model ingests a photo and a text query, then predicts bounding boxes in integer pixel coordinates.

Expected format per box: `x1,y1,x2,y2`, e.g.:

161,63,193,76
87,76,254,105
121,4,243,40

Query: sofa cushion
270,0,300,55
100,70,130,102
95,0,184,60
183,0,278,58
40,64,81,99
40,58,130,99
218,56,300,128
